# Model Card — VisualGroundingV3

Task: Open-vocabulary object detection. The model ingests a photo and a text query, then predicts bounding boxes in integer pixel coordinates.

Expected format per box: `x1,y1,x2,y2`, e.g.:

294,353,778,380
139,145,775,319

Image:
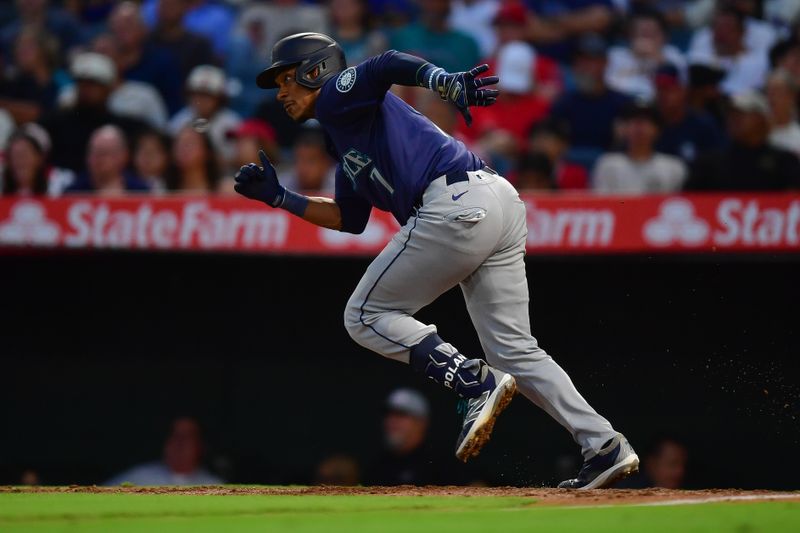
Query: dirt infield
2,485,798,507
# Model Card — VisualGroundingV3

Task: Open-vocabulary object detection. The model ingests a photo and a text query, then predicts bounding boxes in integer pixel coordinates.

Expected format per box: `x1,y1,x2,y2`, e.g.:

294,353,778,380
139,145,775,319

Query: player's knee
343,296,366,342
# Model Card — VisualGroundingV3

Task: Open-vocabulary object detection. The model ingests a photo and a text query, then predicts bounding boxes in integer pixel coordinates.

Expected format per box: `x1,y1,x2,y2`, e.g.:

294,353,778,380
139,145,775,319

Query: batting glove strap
278,188,309,218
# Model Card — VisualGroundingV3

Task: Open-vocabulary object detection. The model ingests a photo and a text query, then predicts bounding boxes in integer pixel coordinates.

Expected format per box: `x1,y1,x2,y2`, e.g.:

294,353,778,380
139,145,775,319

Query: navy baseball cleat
557,433,639,489
455,367,516,462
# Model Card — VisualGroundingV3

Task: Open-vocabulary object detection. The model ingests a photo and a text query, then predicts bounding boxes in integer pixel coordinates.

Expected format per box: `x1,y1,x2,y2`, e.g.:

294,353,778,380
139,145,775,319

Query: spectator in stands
314,454,361,486
108,1,183,114
460,41,550,158
1,123,74,196
366,389,452,486
0,28,65,124
514,151,556,190
91,33,169,130
225,17,265,117
40,52,148,173
148,0,216,81
133,129,171,193
605,8,687,101
766,69,800,157
686,0,777,58
654,63,725,162
448,0,501,59
687,5,770,94
618,435,689,489
106,417,223,486
527,120,589,189
142,0,235,58
390,0,481,73
67,124,149,195
235,0,330,62
368,0,418,27
279,129,336,195
61,0,116,38
524,0,614,63
686,62,728,126
593,101,687,194
330,0,388,67
169,65,241,167
490,1,562,102
0,0,86,63
166,126,221,193
686,91,800,190
549,34,631,169
644,437,688,489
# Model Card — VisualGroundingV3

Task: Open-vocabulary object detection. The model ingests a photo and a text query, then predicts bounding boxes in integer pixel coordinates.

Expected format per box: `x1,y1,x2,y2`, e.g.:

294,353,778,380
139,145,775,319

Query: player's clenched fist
423,64,499,127
234,150,286,207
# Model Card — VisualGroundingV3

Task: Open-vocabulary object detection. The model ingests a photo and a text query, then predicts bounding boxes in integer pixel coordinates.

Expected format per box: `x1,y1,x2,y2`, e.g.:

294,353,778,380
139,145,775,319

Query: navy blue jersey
316,51,483,232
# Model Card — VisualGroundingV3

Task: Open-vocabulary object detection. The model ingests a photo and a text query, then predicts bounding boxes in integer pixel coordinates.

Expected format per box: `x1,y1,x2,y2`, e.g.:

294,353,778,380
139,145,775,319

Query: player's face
275,67,319,122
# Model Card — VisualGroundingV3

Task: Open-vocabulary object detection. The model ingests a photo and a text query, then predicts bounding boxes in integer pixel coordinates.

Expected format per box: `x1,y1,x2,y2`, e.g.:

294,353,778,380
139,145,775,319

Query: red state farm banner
0,194,798,255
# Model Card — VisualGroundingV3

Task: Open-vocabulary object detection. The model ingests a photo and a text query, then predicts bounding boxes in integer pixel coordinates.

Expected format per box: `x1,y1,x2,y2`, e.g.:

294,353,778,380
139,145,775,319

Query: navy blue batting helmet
256,32,346,90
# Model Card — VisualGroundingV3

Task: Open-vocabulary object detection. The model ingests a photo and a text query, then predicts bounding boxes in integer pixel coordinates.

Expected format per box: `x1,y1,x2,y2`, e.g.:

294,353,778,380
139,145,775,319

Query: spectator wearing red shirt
459,41,550,155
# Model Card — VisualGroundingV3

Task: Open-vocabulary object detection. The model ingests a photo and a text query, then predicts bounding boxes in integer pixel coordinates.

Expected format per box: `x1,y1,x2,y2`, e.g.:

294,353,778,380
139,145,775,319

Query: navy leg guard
410,334,495,399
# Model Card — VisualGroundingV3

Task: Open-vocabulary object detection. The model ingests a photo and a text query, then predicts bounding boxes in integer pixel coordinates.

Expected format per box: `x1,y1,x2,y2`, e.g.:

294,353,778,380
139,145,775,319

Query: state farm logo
0,200,60,245
643,198,709,247
526,201,615,247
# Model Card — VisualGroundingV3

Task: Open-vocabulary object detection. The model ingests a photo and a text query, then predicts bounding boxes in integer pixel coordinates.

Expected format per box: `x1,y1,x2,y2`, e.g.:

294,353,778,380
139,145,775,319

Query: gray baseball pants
344,169,617,458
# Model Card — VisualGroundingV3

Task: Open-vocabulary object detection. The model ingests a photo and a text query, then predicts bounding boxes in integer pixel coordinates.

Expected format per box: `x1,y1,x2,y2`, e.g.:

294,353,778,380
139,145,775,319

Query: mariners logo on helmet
336,67,357,93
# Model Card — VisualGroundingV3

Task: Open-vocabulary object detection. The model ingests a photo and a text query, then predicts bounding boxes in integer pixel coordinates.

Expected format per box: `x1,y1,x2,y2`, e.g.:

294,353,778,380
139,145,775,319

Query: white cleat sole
455,373,517,462
578,453,640,490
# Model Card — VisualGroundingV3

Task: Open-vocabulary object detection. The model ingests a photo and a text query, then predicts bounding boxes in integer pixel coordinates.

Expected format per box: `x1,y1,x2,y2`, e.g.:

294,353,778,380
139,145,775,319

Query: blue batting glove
423,64,499,127
234,150,285,207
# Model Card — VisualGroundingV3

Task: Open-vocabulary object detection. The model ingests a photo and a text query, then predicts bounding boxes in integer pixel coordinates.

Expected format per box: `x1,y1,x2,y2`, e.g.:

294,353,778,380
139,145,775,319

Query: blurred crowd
2,0,800,198
14,389,690,488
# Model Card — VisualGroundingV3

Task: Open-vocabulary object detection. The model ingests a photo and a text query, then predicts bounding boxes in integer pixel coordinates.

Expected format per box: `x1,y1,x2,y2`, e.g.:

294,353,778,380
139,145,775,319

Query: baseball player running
235,33,639,489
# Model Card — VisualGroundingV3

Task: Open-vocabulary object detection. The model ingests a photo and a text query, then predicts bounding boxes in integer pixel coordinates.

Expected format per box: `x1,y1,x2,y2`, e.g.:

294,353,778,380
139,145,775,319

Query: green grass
0,491,797,532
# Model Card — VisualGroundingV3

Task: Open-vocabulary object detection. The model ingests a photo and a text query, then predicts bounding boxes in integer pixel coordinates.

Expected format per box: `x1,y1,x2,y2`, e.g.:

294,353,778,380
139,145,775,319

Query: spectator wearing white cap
687,90,800,190
168,65,241,167
40,52,149,173
1,123,75,197
458,41,550,162
766,69,800,157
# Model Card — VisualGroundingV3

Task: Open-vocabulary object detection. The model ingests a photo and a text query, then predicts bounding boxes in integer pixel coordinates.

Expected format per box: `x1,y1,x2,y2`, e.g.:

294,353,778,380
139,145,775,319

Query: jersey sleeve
334,164,372,234
316,50,429,126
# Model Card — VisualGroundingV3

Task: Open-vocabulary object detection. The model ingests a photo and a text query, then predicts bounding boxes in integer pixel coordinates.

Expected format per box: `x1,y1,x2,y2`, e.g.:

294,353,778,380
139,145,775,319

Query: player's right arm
234,151,371,234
